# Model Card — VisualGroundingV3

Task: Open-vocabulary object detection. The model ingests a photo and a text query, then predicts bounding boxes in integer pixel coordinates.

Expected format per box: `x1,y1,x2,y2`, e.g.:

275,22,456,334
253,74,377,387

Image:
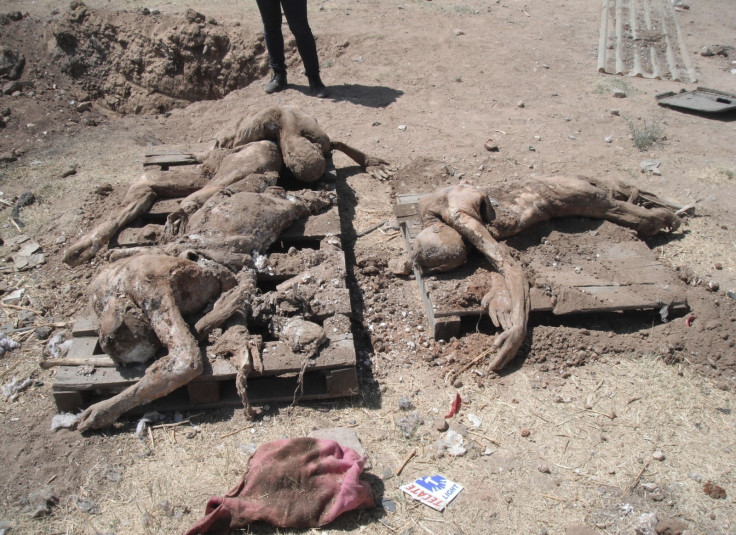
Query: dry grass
6,354,733,534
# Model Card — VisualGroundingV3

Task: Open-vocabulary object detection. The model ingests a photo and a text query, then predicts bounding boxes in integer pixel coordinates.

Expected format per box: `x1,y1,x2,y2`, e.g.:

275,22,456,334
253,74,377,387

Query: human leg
79,258,214,431
63,167,209,266
530,176,680,237
256,0,288,93
280,0,329,97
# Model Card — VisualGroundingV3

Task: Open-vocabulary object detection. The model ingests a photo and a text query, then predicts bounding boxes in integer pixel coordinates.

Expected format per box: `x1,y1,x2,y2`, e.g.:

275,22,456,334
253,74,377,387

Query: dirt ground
1,0,735,533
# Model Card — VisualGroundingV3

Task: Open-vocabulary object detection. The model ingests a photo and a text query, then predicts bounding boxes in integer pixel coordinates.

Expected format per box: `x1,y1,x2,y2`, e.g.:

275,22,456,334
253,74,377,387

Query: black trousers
256,0,320,77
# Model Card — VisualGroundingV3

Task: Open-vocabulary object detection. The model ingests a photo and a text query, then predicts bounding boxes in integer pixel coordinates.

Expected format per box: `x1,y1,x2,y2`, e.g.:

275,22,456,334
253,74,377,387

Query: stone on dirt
655,517,688,535
24,485,58,517
307,427,367,458
634,512,658,535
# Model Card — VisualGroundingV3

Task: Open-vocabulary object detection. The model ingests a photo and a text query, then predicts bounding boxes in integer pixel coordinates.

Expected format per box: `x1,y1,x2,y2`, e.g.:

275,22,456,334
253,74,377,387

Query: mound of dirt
1,3,269,115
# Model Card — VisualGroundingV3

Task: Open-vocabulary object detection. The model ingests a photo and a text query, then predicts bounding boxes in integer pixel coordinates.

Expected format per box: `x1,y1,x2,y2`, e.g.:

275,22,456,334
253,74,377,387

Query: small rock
700,46,715,57
398,396,413,411
60,166,77,178
433,416,449,432
703,481,726,499
610,108,620,116
565,526,598,535
612,89,627,98
652,451,665,461
604,135,613,143
537,465,551,474
484,139,499,152
634,512,658,535
308,427,367,458
397,124,407,131
75,101,92,112
520,428,531,437
517,100,525,108
388,257,411,276
655,517,687,535
25,486,58,517
453,29,465,36
35,325,53,340
706,280,719,292
73,495,98,514
382,498,397,512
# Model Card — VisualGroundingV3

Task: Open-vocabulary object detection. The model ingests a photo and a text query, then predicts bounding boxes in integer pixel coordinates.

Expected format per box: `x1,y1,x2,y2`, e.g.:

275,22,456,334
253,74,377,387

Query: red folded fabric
185,437,375,534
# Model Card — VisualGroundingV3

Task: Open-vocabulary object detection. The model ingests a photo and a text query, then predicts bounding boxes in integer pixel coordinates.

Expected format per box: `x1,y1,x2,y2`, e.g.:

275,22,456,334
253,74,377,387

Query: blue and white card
400,475,463,511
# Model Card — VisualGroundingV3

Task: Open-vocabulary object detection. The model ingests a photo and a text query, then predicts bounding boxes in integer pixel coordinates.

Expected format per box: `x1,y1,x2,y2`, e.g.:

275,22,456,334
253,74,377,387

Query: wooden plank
54,367,357,414
53,326,355,392
395,196,688,339
143,152,197,168
393,202,419,220
53,391,86,413
280,206,340,241
72,316,98,337
187,381,221,404
67,336,99,360
325,367,359,397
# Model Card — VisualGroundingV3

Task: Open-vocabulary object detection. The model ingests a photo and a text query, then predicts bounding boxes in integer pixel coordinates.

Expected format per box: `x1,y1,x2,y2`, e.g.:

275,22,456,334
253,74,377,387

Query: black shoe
308,75,329,98
265,71,287,94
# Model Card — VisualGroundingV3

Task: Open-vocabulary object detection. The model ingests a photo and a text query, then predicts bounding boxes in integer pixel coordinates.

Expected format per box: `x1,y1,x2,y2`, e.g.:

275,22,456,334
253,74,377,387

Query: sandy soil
1,0,735,533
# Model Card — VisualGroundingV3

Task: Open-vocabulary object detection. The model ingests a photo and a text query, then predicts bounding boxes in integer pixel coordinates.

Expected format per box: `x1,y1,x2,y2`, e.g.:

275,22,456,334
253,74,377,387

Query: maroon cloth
185,437,375,534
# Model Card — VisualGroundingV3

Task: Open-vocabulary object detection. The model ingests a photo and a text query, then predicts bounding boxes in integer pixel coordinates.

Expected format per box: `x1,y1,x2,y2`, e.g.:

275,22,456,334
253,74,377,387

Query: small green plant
626,116,665,151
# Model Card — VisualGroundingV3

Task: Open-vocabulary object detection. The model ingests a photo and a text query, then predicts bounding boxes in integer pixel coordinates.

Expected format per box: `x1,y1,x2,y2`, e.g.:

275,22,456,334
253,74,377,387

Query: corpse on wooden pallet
57,106,389,431
394,176,688,371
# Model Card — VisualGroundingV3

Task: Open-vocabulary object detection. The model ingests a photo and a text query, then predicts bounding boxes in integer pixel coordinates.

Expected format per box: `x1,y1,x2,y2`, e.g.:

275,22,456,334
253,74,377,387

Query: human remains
64,106,388,431
411,177,682,371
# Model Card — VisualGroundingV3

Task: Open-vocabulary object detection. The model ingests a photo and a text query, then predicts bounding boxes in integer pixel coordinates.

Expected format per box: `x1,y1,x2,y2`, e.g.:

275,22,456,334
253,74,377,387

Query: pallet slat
394,194,687,339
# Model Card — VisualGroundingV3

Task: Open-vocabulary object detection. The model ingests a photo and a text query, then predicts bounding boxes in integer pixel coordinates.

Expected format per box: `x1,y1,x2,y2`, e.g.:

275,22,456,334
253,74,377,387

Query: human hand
481,273,512,330
364,156,392,180
489,324,527,371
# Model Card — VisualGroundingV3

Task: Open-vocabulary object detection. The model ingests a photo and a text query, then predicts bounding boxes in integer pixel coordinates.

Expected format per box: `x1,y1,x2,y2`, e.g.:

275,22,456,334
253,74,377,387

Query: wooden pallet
394,194,688,340
53,152,358,414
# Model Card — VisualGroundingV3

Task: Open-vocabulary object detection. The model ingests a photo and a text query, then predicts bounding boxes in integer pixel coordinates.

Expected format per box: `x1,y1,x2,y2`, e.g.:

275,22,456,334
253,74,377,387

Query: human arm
447,211,530,370
329,141,392,180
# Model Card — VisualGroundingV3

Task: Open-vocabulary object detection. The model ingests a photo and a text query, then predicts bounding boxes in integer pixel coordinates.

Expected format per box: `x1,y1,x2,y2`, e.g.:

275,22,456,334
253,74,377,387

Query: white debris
466,414,482,428
135,411,164,439
440,429,467,457
0,334,20,356
251,250,273,274
51,413,79,431
1,289,24,305
634,512,658,535
45,332,72,360
2,377,34,401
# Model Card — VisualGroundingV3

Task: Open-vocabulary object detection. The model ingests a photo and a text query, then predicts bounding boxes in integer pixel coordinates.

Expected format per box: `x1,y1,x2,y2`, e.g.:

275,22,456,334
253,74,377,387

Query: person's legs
280,0,328,97
256,0,288,93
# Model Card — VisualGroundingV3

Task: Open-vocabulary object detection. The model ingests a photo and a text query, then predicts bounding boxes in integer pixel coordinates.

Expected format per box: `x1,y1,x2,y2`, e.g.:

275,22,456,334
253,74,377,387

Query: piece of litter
445,393,461,418
2,377,33,401
0,334,20,356
400,475,464,511
439,429,466,457
466,414,482,427
135,411,164,439
640,159,661,173
51,413,79,431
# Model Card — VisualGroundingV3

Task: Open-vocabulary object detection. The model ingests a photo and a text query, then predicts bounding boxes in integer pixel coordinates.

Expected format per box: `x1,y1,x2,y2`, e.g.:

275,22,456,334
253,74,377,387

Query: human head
411,222,468,272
